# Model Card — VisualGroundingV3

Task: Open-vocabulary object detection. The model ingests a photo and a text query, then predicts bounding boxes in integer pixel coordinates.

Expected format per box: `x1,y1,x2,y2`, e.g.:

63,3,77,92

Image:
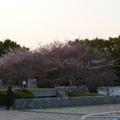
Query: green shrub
0,91,6,105
67,91,105,97
0,89,37,105
23,89,34,96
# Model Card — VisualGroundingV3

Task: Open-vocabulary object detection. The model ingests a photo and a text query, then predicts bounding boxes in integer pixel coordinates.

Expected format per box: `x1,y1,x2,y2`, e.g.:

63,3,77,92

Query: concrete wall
28,79,37,88
12,95,120,110
98,86,120,95
31,90,56,97
0,79,3,88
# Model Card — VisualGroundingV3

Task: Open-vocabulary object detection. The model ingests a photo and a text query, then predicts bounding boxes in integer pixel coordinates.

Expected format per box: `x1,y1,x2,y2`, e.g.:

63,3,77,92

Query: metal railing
82,111,120,120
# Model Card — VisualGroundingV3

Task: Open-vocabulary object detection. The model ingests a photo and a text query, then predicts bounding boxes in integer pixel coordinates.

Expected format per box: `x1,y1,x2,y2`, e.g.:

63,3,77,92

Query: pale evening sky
0,0,120,49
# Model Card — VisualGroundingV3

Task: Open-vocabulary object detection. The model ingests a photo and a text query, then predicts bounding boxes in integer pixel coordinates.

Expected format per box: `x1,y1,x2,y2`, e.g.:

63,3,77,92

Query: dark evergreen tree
0,39,29,57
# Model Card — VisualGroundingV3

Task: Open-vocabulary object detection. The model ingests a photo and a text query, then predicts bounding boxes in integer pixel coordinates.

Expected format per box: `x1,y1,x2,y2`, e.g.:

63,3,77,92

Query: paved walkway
0,104,120,120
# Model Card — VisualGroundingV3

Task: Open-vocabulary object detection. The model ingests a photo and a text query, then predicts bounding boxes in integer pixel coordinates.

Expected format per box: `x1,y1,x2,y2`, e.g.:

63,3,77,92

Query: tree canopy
0,41,117,92
0,39,29,57
70,35,120,63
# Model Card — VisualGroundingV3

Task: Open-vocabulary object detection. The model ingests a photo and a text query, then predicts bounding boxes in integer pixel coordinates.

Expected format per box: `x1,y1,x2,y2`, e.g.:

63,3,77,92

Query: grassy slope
67,91,105,97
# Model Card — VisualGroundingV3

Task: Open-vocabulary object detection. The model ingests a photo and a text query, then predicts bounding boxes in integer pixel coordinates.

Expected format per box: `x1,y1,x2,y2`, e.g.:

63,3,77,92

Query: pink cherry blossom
0,41,117,90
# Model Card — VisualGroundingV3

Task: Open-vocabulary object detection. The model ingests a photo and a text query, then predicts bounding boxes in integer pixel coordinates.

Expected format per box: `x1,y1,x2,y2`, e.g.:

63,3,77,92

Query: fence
82,111,120,120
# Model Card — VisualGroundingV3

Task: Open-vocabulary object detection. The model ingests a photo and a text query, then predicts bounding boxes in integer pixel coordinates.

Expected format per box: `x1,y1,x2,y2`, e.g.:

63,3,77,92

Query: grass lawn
0,88,14,91
3,84,17,86
67,91,105,97
0,87,54,91
29,88,54,91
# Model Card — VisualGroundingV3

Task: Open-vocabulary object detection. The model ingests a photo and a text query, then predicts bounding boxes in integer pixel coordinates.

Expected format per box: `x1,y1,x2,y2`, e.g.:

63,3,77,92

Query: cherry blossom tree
0,48,34,87
35,41,117,91
0,41,118,91
0,47,50,87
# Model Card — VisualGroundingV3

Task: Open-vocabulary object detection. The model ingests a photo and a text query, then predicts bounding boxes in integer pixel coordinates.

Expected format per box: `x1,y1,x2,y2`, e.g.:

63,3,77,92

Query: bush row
67,91,105,97
0,89,37,105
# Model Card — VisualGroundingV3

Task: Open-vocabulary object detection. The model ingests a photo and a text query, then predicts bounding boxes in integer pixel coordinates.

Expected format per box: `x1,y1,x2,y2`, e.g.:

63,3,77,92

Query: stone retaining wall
12,95,120,110
55,86,89,97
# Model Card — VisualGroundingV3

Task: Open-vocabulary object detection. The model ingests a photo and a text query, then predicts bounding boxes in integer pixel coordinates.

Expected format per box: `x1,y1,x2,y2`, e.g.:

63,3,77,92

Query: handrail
82,111,120,120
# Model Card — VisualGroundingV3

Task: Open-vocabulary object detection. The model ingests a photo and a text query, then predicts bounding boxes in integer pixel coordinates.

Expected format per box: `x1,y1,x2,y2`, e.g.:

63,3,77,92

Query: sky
0,0,120,49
